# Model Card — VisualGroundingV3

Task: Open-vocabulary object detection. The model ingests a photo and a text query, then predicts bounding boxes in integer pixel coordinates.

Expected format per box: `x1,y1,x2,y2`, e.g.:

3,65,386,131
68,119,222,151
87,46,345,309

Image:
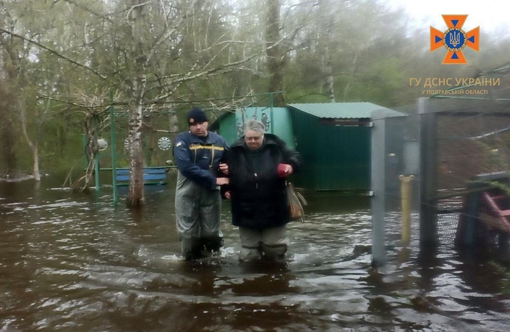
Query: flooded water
1,176,509,331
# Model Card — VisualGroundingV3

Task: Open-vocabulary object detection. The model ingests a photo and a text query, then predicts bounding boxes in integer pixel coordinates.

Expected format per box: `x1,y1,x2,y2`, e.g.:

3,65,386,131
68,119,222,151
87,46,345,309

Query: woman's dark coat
226,134,301,229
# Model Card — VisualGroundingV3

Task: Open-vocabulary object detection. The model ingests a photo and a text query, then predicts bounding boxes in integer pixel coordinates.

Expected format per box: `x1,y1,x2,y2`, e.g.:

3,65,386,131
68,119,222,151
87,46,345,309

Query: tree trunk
0,107,17,175
126,101,145,206
125,0,147,206
319,0,335,103
265,0,285,106
343,51,358,101
0,51,18,175
324,44,335,103
0,91,17,174
32,145,41,181
19,101,41,181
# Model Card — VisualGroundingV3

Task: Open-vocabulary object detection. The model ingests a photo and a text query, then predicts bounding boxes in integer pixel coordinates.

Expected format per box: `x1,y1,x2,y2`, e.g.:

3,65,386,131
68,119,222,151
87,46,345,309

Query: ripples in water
0,182,509,331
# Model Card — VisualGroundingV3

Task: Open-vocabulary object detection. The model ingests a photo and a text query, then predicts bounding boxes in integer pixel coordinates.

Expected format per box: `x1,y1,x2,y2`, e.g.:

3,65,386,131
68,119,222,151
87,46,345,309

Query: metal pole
269,92,274,134
418,97,438,248
110,91,118,205
399,175,414,245
371,110,387,266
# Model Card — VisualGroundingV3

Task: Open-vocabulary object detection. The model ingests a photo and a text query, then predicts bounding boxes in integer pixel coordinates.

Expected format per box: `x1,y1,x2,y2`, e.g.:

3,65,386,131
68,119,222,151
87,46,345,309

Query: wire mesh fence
374,95,510,260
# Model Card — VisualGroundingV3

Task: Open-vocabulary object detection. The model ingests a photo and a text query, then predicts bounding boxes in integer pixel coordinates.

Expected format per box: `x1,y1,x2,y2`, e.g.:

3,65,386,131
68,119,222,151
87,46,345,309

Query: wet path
1,179,509,331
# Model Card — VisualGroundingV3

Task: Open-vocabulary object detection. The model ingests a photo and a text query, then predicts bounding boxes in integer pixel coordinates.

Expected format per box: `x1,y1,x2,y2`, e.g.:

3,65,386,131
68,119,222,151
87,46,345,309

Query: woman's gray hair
244,120,265,134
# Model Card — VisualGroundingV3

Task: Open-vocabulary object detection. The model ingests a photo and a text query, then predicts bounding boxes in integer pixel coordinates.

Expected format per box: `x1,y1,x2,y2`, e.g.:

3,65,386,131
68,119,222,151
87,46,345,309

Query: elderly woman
223,120,301,261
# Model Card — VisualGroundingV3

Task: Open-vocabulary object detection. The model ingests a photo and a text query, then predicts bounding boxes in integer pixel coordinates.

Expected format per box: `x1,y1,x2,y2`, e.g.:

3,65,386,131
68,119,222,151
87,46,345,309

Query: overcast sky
383,0,510,35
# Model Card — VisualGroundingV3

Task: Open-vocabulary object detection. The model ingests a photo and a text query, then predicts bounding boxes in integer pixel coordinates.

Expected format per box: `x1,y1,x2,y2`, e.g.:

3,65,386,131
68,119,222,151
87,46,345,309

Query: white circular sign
158,137,172,151
97,138,108,151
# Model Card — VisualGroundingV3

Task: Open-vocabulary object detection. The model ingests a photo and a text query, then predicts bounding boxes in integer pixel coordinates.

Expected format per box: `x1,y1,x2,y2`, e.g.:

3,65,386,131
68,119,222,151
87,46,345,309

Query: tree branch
37,94,105,111
62,0,114,23
145,0,197,66
0,27,107,80
149,23,308,103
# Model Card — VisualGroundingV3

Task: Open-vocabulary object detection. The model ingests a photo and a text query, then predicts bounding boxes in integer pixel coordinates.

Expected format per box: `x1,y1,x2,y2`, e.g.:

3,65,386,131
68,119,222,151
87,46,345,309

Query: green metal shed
211,102,404,192
288,103,405,192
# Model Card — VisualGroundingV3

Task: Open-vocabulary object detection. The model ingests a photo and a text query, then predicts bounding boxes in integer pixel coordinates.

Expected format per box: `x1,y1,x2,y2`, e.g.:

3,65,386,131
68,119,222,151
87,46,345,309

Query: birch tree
0,1,47,180
318,0,335,102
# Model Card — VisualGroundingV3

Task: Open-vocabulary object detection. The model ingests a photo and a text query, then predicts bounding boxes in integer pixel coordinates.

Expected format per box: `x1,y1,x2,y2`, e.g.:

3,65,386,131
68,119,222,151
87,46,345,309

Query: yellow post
399,175,414,245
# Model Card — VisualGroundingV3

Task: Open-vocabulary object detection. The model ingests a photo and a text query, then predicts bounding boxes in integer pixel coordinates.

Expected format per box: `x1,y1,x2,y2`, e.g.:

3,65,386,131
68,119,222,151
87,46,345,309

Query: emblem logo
430,15,479,64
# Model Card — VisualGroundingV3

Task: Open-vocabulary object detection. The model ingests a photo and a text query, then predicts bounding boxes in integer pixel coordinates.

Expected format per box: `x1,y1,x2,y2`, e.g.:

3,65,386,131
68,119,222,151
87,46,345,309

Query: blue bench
115,167,167,185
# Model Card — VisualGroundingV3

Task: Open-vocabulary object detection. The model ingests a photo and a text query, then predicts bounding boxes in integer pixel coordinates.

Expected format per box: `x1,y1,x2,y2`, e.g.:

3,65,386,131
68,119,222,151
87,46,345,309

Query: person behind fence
174,107,229,260
223,120,301,261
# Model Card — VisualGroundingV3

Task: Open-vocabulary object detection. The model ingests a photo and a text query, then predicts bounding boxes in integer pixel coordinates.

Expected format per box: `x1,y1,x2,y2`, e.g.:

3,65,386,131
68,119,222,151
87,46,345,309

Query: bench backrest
115,168,167,185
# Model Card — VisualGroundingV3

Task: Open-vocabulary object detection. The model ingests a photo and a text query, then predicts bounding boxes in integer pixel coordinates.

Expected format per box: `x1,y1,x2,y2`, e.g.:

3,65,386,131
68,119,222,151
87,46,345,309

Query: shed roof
288,102,405,119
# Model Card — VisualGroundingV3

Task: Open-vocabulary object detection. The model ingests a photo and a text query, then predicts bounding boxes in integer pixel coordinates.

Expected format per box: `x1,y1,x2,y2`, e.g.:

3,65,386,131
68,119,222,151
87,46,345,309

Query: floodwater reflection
0,178,509,331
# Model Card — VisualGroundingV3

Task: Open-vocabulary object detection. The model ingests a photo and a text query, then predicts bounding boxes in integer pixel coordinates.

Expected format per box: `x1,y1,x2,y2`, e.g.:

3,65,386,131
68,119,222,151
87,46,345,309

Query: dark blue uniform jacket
174,131,229,190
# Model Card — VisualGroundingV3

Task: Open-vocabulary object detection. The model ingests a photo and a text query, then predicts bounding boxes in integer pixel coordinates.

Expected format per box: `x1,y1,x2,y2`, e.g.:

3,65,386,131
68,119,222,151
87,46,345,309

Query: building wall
292,109,371,191
214,112,238,145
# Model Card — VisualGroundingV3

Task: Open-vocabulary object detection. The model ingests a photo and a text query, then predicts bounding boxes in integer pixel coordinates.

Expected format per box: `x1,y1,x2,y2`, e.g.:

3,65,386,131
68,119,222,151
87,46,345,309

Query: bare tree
0,78,17,176
266,0,285,106
318,0,335,102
